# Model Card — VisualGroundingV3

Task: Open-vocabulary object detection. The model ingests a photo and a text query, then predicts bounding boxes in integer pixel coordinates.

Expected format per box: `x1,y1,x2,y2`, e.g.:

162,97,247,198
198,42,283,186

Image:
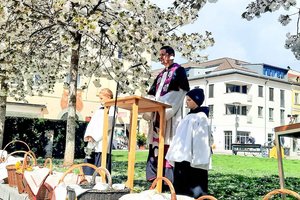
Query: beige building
7,76,117,121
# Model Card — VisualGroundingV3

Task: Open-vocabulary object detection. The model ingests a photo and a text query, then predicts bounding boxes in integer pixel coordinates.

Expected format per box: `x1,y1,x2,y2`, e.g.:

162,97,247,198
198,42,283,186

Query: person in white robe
83,88,114,174
166,88,212,198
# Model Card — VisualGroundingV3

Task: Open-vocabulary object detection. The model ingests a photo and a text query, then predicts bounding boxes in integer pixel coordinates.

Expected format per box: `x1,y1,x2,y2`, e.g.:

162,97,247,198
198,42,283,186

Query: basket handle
43,158,53,174
58,163,99,184
20,151,37,173
3,150,28,163
262,188,300,200
149,177,176,200
90,167,112,187
2,140,30,152
196,195,218,200
1,140,30,161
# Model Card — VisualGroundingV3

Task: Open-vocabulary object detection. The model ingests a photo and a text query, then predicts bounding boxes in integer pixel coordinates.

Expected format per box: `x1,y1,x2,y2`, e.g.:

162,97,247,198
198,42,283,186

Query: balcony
224,92,251,105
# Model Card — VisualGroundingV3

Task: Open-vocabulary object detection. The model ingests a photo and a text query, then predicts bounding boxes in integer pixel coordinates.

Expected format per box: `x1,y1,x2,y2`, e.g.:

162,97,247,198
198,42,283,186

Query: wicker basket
6,164,18,187
16,151,37,194
5,150,29,187
66,166,130,200
25,158,53,200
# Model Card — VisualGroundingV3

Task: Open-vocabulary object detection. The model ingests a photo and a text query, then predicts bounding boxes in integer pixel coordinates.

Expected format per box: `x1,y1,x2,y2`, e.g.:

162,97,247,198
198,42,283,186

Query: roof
181,57,256,74
152,57,254,75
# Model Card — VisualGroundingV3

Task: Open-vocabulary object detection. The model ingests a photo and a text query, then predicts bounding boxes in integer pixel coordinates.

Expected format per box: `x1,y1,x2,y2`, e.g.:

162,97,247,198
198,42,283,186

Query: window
295,93,300,105
269,88,274,101
258,85,263,97
237,132,250,144
226,105,238,115
258,106,263,118
226,84,240,93
269,108,274,121
226,84,247,94
280,90,285,107
280,109,285,125
208,104,214,118
209,84,214,98
241,106,247,115
242,85,247,94
224,131,232,150
226,104,247,116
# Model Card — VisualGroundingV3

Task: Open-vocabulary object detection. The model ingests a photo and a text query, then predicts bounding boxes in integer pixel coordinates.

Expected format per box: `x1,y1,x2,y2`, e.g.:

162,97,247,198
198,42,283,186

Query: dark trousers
146,145,174,191
83,152,111,175
173,161,208,199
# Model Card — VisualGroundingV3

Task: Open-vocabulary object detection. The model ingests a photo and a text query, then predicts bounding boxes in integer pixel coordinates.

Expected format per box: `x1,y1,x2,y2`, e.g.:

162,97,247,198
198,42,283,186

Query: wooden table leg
126,100,138,190
157,107,166,193
276,133,285,189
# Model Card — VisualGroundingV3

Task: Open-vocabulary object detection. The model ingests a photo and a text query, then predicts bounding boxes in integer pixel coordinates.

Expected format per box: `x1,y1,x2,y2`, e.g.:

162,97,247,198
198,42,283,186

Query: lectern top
103,95,171,113
274,123,300,138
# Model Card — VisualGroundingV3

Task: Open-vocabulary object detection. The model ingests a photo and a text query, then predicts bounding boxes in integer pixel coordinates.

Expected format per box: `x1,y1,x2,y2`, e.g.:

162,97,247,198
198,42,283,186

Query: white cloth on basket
50,172,104,200
119,190,194,200
24,167,50,195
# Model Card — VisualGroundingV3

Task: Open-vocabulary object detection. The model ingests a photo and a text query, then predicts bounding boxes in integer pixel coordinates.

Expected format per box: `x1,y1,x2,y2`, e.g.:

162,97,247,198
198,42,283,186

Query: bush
137,133,147,147
3,116,88,159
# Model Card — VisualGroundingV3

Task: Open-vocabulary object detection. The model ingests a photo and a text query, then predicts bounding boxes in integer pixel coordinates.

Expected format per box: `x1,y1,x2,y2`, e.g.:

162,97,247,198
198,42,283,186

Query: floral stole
155,63,180,97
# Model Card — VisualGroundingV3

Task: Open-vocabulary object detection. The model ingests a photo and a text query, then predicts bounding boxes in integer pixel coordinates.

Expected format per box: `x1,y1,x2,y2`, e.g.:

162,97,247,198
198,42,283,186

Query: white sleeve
84,109,104,142
157,89,186,120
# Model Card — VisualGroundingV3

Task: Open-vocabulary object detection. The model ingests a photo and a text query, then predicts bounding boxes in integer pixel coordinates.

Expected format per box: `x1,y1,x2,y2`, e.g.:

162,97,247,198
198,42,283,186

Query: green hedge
3,117,88,159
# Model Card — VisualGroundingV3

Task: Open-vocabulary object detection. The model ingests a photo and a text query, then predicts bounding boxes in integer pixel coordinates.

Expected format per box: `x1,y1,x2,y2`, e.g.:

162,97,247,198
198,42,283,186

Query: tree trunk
63,33,81,166
0,72,7,149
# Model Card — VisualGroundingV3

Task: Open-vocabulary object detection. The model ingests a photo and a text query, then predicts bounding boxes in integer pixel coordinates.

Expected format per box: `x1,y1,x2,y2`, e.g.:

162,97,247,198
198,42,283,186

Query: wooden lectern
101,95,171,192
274,123,300,189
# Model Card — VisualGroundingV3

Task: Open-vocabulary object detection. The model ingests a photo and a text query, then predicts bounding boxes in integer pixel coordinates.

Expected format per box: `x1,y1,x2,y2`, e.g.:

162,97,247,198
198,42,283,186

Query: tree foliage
242,0,300,60
0,0,215,96
0,0,216,163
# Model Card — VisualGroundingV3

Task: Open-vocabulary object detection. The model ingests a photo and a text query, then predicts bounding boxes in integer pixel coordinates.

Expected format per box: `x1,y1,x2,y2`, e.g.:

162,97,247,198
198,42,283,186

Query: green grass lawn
39,150,300,199
111,150,300,199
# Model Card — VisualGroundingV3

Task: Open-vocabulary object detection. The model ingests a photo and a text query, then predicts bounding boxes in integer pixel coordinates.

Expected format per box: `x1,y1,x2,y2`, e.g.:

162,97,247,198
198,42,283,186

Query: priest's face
159,49,174,68
186,96,198,110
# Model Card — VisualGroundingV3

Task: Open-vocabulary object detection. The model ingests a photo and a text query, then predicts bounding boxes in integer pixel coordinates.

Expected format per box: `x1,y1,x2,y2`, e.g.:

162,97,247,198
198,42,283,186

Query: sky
150,0,300,71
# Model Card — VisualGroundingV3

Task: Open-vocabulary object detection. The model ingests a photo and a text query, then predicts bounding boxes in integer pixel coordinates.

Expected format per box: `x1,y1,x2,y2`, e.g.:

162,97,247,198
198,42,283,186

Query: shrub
3,116,88,159
137,133,147,147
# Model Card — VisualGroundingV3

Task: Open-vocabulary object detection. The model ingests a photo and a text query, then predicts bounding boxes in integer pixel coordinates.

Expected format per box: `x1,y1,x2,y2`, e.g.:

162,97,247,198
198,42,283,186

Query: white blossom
242,0,299,60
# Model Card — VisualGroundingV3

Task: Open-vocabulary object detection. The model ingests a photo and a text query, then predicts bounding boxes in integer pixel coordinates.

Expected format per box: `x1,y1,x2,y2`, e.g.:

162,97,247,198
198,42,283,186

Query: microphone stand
108,63,145,165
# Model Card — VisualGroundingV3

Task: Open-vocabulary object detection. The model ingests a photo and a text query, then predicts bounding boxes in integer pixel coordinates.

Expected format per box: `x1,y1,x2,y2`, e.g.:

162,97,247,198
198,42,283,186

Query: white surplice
84,106,115,152
166,112,212,170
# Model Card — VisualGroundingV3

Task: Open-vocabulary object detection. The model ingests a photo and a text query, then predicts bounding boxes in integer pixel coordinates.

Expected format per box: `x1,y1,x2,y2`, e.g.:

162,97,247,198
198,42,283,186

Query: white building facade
182,58,297,155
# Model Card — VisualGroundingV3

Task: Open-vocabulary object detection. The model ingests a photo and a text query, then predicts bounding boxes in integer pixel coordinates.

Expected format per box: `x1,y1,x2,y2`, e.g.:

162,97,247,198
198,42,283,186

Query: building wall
7,76,117,121
189,70,292,152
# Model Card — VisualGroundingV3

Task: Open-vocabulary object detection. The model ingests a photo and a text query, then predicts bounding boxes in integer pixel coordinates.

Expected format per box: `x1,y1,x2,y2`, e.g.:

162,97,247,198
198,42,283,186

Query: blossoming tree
0,0,215,165
242,0,300,59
